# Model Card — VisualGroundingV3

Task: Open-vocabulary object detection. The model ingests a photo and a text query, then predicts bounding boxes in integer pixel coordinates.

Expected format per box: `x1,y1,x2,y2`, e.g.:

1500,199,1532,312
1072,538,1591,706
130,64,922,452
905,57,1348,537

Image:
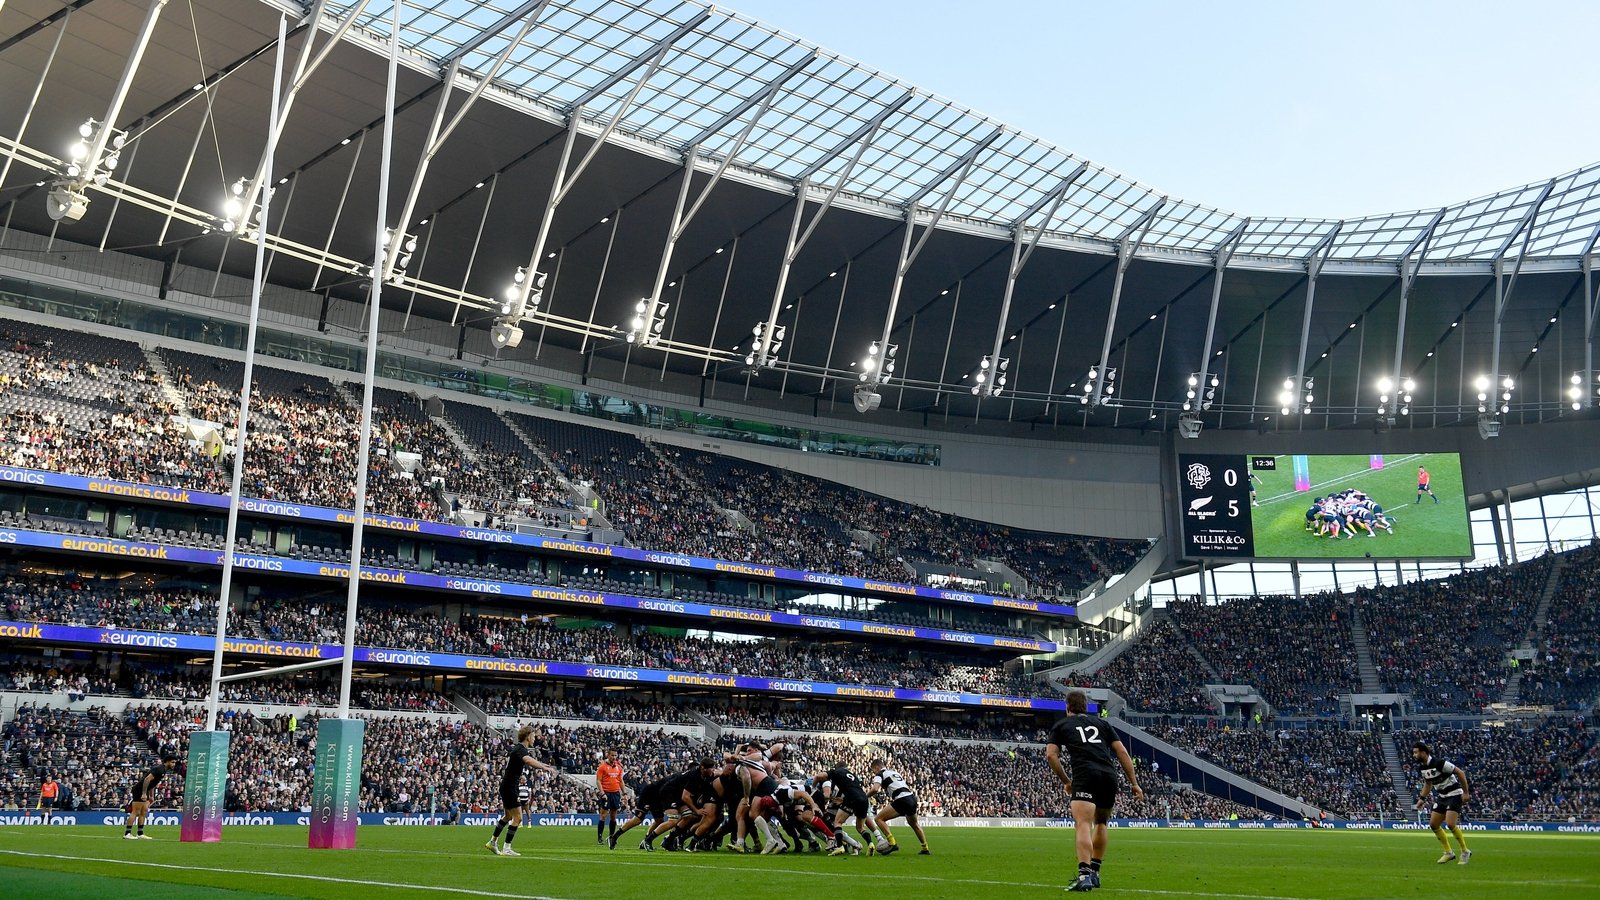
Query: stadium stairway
1110,717,1321,819
643,438,754,534
1037,605,1157,687
683,708,722,744
1498,553,1568,706
1378,734,1415,805
429,415,481,466
1348,604,1385,694
1171,621,1227,686
448,691,501,736
331,381,360,410
497,412,615,530
140,346,188,415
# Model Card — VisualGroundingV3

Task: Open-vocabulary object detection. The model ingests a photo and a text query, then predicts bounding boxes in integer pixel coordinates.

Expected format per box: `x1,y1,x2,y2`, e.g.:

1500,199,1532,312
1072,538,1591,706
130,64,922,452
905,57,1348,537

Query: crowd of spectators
1143,722,1397,818
1081,621,1217,715
0,701,1271,820
2,706,157,811
0,322,1147,596
1396,719,1599,821
1170,592,1360,715
0,568,1050,699
1522,543,1600,710
1357,557,1546,712
672,447,1144,596
784,735,1262,820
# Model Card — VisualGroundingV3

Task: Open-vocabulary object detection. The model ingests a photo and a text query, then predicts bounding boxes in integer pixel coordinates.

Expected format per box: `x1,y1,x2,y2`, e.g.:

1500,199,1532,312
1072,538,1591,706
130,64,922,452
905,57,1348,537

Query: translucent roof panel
319,0,1600,266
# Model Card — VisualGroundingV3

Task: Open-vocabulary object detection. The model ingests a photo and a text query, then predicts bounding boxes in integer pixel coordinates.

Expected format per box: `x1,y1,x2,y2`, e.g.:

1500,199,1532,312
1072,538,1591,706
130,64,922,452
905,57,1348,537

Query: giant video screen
1177,452,1472,561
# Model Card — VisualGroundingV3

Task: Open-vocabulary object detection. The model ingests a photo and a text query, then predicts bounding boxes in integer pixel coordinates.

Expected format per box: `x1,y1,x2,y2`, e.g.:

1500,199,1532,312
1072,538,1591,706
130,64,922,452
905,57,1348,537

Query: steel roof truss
1091,198,1167,404
386,4,545,280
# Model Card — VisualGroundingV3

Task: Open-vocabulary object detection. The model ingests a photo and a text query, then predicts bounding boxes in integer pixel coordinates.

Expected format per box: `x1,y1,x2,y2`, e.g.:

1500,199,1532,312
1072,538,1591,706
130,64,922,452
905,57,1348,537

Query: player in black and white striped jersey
1413,741,1472,865
866,757,929,856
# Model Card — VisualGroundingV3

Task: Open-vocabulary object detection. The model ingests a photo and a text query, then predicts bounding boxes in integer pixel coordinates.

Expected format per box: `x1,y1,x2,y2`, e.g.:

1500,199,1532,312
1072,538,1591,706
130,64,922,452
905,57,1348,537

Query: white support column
976,164,1086,398
501,42,674,338
1189,219,1248,407
385,3,547,281
236,0,373,225
1093,199,1166,403
47,0,170,222
1584,226,1600,406
1293,224,1341,391
1390,208,1447,391
863,130,1001,398
638,65,806,348
1488,181,1557,421
755,95,910,367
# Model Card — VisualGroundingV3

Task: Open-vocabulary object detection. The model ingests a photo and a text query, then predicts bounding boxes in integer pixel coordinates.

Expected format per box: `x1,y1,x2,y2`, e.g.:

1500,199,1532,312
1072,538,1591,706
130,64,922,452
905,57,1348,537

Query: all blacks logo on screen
1177,453,1255,559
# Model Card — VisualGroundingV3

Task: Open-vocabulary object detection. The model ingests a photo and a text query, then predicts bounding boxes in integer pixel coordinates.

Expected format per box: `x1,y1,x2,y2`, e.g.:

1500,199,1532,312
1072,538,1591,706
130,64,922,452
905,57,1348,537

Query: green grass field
1248,452,1471,560
2,825,1597,899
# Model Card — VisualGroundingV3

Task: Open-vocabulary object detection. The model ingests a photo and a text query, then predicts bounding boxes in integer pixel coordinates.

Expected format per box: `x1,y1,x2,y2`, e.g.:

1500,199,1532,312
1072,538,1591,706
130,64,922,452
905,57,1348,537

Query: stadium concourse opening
0,0,1597,895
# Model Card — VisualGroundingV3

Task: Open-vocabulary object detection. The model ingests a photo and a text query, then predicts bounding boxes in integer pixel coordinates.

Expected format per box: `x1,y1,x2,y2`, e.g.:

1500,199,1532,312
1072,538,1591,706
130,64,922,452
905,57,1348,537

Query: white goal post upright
309,0,403,851
183,12,288,845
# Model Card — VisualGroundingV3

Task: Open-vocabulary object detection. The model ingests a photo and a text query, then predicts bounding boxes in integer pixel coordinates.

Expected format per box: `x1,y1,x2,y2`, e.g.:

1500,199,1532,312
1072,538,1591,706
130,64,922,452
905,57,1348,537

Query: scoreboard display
1177,452,1471,561
1176,454,1256,558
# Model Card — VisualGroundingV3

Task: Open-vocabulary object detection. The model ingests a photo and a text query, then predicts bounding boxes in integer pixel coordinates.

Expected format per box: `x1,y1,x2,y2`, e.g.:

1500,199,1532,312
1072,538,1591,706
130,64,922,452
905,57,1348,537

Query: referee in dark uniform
1046,690,1143,893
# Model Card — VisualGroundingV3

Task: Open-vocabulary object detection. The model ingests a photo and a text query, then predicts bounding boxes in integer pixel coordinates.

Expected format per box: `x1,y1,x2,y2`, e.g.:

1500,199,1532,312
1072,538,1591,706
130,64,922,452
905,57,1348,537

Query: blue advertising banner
0,525,1054,653
0,465,1075,618
0,620,1066,711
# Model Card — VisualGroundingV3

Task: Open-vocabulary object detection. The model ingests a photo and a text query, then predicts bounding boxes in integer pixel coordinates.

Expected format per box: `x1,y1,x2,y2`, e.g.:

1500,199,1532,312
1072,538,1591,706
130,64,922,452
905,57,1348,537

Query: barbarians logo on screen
1185,462,1212,490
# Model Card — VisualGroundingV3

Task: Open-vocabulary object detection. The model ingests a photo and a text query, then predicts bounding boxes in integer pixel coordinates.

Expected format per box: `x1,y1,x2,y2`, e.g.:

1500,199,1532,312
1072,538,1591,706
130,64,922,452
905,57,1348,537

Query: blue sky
725,0,1599,220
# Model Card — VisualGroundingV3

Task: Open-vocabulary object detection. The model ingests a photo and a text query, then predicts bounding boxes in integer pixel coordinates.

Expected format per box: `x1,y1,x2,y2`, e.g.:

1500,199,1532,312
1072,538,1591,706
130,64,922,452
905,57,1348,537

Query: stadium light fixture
378,228,417,285
973,355,1009,398
1279,376,1314,416
856,342,897,391
48,117,128,222
1181,371,1213,412
493,266,547,351
744,322,786,371
1569,371,1595,411
220,176,272,242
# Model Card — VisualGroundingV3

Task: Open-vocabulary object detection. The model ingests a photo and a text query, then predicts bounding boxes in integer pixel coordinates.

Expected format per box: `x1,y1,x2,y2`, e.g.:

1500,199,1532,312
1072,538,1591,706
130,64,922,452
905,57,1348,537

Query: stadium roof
330,0,1600,265
0,0,1597,432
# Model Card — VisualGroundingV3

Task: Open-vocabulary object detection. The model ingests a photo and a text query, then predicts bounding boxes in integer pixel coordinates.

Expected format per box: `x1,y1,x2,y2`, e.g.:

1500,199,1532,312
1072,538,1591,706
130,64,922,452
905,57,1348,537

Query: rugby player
485,724,558,857
815,764,874,855
866,757,929,855
124,755,177,840
1412,741,1472,865
1046,690,1144,892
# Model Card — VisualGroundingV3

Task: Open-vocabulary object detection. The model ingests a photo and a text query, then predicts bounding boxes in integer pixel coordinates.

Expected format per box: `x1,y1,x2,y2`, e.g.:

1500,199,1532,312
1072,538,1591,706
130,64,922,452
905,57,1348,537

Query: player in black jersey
612,759,718,851
486,724,558,857
124,754,177,840
1412,741,1472,865
1046,691,1143,892
815,765,875,854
